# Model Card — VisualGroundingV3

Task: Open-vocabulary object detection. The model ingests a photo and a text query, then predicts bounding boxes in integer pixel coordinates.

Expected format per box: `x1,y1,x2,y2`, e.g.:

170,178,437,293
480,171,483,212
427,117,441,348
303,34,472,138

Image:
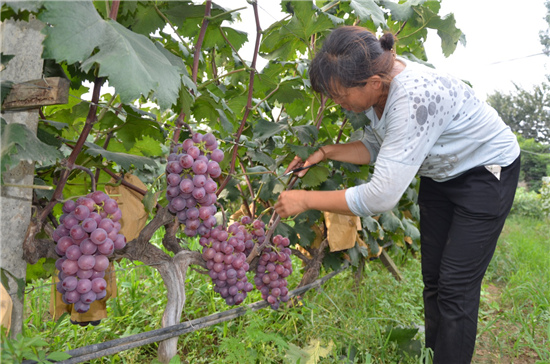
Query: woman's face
330,77,381,113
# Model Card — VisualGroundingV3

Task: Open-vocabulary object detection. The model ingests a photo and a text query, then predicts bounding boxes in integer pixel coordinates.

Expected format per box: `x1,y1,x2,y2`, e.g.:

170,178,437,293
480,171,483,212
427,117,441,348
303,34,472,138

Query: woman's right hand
283,147,327,178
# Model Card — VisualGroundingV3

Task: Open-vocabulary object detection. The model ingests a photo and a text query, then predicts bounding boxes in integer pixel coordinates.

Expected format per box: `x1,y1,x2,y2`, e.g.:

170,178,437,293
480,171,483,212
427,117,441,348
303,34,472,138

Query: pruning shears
280,163,320,177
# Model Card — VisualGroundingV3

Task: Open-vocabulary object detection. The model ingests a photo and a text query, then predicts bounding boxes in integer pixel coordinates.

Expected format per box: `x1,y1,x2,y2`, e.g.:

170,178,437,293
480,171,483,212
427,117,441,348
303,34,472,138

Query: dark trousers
418,156,520,364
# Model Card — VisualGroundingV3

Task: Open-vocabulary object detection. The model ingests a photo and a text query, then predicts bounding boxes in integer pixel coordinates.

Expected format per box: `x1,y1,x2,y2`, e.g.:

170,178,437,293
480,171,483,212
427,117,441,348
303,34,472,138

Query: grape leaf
300,165,330,188
343,109,371,131
379,0,426,21
1,81,13,105
350,0,387,28
402,217,420,241
363,216,381,233
119,1,164,36
1,119,63,178
274,221,298,246
294,125,318,145
253,119,288,141
284,1,334,40
40,1,182,109
288,144,316,161
39,1,106,64
380,211,403,232
82,141,157,171
292,223,317,247
247,150,276,169
5,1,44,14
81,21,181,109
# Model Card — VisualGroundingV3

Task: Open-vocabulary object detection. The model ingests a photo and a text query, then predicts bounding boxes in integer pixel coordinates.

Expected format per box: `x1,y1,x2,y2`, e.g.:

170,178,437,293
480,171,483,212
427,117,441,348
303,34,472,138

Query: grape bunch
254,234,293,310
165,132,224,237
200,222,255,306
52,191,127,313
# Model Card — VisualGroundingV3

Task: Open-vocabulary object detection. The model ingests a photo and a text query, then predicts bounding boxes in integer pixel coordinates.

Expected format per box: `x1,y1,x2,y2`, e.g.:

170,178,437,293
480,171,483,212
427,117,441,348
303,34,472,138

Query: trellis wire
22,261,350,364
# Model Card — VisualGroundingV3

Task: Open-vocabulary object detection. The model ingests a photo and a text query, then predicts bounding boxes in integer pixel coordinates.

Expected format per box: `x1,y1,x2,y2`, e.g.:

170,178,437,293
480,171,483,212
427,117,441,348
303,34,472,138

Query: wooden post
0,17,46,337
379,249,404,281
2,77,70,110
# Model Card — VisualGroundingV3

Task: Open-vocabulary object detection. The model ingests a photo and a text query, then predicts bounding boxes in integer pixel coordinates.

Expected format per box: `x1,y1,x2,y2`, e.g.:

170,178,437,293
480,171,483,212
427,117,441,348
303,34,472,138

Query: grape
210,149,224,163
57,236,74,254
65,290,81,304
98,218,114,233
76,279,92,294
81,218,98,233
55,258,66,271
167,173,181,187
78,255,96,270
97,239,115,255
179,178,194,194
62,276,78,291
192,132,203,143
96,290,107,300
171,196,186,211
253,234,293,310
90,270,105,280
193,174,206,187
111,209,122,222
74,301,90,313
165,130,223,237
74,205,90,221
70,225,86,240
62,200,76,213
63,215,79,229
207,161,221,178
90,191,109,205
192,187,206,200
62,259,79,275
65,245,82,261
91,278,107,293
77,269,93,280
103,199,118,214
81,291,97,304
90,228,107,245
113,235,126,250
94,255,109,272
56,282,66,294
192,160,207,175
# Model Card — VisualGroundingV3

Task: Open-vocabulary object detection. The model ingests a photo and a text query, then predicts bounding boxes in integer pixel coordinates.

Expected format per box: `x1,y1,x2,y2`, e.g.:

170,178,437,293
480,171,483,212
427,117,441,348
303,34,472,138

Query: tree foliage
487,79,550,145
1,0,464,295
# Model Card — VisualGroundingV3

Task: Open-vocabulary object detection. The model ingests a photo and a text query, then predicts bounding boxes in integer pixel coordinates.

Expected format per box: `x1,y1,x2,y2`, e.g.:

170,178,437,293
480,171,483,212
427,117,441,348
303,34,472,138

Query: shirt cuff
345,187,374,217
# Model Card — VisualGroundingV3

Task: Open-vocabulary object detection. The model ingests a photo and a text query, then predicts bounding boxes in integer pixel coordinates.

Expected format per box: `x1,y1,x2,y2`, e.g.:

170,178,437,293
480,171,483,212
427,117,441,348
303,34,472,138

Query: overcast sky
227,0,549,101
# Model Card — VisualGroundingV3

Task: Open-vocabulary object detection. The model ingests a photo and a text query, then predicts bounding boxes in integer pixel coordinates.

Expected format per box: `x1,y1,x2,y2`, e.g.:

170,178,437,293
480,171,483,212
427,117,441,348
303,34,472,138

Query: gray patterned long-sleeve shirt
345,58,520,217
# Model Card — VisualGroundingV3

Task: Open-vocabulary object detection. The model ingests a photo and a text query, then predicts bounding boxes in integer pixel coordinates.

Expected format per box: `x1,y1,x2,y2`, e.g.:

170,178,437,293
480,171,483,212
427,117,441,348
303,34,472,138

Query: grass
10,215,550,363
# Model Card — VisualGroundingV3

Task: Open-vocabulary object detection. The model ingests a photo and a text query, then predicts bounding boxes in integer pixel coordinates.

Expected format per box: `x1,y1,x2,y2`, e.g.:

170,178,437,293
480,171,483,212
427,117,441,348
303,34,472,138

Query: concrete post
0,17,45,336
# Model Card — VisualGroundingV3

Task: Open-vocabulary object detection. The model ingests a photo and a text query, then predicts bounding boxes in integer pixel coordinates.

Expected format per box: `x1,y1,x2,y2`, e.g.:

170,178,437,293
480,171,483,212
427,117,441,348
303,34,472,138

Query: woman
274,26,520,364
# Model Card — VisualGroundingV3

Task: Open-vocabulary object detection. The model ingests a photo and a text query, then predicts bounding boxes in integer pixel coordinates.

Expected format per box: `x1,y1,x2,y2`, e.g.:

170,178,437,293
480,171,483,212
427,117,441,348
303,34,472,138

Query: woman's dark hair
309,26,396,98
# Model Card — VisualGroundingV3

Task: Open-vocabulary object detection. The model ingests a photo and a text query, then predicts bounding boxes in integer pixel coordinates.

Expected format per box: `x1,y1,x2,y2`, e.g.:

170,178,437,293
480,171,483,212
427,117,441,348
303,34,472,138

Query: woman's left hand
274,190,309,218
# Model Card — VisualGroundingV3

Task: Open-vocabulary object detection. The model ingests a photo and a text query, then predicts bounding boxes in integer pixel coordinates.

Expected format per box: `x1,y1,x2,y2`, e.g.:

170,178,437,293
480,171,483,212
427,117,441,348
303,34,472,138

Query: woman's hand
283,147,327,178
274,190,309,218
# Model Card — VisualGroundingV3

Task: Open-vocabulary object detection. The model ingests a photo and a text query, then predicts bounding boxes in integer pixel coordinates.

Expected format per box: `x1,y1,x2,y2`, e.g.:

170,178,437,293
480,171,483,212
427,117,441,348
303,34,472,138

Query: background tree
487,0,550,191
486,80,550,144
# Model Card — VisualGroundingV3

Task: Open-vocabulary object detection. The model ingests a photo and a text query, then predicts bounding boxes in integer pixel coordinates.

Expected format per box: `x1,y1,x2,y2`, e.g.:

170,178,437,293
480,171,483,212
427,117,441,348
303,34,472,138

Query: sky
225,0,549,101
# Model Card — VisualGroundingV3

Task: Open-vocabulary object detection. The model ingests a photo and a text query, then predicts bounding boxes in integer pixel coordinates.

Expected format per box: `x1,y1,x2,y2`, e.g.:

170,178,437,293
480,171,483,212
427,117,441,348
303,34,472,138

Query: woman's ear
367,75,383,90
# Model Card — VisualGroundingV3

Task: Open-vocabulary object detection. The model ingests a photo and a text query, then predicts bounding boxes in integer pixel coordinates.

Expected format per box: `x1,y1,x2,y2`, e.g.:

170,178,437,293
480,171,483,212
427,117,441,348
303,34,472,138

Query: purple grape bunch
165,132,224,237
52,191,126,313
200,221,255,306
254,234,293,310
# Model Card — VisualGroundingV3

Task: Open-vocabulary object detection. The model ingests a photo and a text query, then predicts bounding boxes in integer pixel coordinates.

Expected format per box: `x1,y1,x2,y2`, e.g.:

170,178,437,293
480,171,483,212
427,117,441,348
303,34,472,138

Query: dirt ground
472,284,542,364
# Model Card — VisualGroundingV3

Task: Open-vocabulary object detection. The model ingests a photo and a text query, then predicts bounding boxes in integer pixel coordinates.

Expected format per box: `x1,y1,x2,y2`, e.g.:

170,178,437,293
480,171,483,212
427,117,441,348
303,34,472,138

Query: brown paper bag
0,283,12,333
49,262,117,321
104,173,148,242
323,212,361,252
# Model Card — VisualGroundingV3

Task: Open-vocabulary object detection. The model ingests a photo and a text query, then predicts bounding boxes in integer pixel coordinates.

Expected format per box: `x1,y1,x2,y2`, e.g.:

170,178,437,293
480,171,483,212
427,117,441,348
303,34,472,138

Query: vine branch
219,0,262,193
